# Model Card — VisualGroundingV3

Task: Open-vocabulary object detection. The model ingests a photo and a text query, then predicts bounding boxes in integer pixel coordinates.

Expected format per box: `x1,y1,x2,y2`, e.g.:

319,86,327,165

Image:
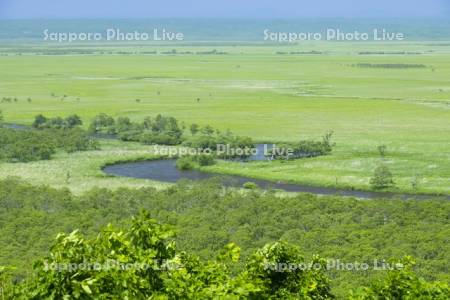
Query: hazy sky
0,0,448,19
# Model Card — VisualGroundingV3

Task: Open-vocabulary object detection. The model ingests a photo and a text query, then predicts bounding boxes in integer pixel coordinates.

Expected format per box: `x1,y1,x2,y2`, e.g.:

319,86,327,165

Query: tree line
0,113,97,163
88,113,255,158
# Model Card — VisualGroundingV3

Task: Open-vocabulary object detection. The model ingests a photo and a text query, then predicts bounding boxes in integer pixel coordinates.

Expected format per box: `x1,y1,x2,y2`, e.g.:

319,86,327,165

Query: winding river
103,146,448,200
4,125,446,200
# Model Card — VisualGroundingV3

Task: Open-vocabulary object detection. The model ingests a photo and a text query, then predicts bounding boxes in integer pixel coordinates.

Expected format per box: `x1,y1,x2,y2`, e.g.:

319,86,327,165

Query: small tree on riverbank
370,163,395,190
377,145,387,158
190,123,199,135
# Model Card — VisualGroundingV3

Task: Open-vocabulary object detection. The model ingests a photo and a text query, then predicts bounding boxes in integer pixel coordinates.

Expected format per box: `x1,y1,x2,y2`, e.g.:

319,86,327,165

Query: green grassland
0,139,168,194
0,42,449,194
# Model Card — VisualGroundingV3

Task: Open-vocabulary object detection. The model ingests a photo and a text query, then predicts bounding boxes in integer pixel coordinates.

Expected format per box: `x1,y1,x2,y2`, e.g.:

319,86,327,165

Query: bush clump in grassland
89,114,184,145
33,114,82,129
267,131,335,160
51,128,99,153
176,156,196,170
196,153,216,166
183,127,255,159
0,127,98,163
88,113,255,156
0,128,56,162
370,163,395,190
176,154,216,170
243,182,259,190
0,114,98,163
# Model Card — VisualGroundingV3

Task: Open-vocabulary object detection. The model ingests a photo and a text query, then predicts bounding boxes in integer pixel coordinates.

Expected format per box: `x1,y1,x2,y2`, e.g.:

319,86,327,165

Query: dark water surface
103,159,448,200
4,123,30,130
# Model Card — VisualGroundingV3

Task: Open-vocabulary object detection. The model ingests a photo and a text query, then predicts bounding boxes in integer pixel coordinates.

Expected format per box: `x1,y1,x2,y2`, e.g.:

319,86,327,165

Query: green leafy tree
0,266,15,300
267,132,335,160
65,114,83,128
115,116,133,132
176,156,195,170
52,128,99,153
377,145,387,158
245,241,334,299
411,174,422,191
33,114,82,130
10,211,177,299
6,212,335,299
196,154,216,166
0,129,56,162
32,114,48,129
88,113,115,133
370,164,395,190
201,125,215,136
349,257,450,299
190,123,200,135
47,116,65,129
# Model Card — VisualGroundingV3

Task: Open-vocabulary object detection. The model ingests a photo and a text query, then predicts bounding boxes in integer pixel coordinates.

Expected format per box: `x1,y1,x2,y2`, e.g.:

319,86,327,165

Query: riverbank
103,158,450,200
0,137,448,198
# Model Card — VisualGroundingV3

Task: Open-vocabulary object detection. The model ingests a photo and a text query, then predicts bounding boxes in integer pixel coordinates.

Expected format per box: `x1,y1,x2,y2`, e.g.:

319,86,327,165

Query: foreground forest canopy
0,179,449,298
1,205,449,299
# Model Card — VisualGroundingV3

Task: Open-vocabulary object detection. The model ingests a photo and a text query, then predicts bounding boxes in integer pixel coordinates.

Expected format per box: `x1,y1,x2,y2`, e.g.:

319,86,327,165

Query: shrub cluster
32,114,82,129
183,126,255,159
89,114,255,158
89,113,183,145
0,128,56,162
0,128,98,163
243,181,259,190
268,131,335,160
176,154,217,170
51,128,99,153
176,156,196,170
0,114,98,162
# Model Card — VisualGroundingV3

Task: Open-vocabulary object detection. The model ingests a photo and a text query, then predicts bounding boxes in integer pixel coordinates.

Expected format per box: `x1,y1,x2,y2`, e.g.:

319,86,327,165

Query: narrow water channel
103,155,448,200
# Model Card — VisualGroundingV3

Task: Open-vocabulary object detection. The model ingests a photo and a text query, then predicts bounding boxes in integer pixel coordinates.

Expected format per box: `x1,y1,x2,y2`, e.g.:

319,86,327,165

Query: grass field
0,42,449,194
0,139,166,193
